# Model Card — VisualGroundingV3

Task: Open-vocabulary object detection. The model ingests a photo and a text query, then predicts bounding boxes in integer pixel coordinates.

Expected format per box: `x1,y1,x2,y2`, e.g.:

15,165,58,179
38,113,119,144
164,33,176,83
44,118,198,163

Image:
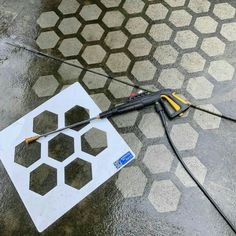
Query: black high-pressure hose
5,42,236,233
155,102,236,234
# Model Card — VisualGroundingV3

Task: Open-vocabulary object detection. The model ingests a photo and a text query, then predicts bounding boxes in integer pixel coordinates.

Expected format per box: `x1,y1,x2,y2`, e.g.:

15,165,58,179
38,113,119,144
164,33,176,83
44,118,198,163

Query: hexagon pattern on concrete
121,133,142,156
169,10,192,27
91,93,111,111
58,0,80,15
221,23,236,42
201,37,225,57
101,0,122,8
81,24,104,42
33,75,59,97
30,164,57,196
105,30,128,49
213,3,236,20
165,0,185,7
65,105,90,131
208,60,235,81
37,11,59,28
106,53,130,73
148,180,181,213
48,133,75,162
187,76,214,100
181,52,206,73
102,10,125,28
33,111,58,135
194,16,218,34
113,111,139,128
149,23,173,42
128,37,152,57
81,128,107,156
125,17,148,35
170,123,199,151
143,145,174,174
158,68,185,89
65,158,92,189
116,166,147,198
154,45,178,65
175,157,207,187
80,4,102,21
36,31,59,50
58,38,82,57
82,45,106,64
193,104,221,130
145,3,168,21
15,141,41,168
58,17,81,35
188,0,210,13
174,30,198,49
131,60,156,82
123,0,145,14
138,113,164,138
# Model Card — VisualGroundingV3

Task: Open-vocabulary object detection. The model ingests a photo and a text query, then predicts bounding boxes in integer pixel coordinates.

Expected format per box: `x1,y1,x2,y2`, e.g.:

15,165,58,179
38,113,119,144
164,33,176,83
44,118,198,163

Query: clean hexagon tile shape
113,111,139,128
154,45,178,65
165,0,186,7
58,0,80,15
181,52,206,73
213,3,236,20
116,166,147,198
221,23,236,42
148,180,181,213
125,17,148,35
149,23,173,42
33,75,59,97
101,0,122,8
108,77,133,98
158,68,185,89
82,68,107,90
169,10,192,27
82,45,106,64
174,30,198,49
123,0,145,14
37,11,59,28
104,30,128,49
145,3,168,21
58,59,82,83
208,60,235,81
170,123,199,151
106,53,131,73
188,0,210,13
175,156,207,187
102,10,125,28
81,24,104,42
143,144,174,174
79,4,102,21
131,60,156,82
194,16,218,34
193,104,221,129
58,17,81,35
91,93,111,111
201,37,225,57
138,113,164,138
187,76,214,100
121,133,142,156
36,31,59,50
58,38,82,57
128,37,152,57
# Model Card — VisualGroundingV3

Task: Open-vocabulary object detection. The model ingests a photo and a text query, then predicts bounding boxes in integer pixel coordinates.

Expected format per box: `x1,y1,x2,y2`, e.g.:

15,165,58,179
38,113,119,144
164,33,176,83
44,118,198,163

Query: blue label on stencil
114,151,134,169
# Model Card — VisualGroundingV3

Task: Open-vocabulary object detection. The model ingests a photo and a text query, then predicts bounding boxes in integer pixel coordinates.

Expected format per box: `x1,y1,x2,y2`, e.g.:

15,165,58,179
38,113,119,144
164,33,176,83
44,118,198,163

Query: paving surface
1,0,236,235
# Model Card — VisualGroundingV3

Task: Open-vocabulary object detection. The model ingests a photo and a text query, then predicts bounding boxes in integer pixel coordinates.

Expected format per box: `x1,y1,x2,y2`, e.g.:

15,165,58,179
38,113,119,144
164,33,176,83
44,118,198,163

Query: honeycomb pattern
33,0,236,217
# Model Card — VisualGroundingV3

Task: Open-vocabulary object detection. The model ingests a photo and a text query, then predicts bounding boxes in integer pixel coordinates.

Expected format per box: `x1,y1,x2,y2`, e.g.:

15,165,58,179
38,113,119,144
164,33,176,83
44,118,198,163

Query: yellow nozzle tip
25,135,40,144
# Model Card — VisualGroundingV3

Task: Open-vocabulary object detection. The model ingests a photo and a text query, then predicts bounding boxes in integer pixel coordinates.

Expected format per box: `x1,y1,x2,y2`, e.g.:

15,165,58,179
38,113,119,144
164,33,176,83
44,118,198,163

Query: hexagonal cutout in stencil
65,158,92,189
33,111,58,135
65,105,90,131
30,164,57,196
48,133,74,162
15,141,41,167
81,128,107,156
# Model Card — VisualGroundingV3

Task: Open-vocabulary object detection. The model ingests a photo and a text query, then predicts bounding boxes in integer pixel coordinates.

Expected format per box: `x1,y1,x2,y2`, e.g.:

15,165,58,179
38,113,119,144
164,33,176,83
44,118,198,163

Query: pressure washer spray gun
25,89,190,144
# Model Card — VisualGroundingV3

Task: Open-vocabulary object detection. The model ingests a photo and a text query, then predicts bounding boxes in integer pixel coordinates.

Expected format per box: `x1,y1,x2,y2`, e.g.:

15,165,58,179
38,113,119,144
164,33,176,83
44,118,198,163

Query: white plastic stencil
0,83,134,232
